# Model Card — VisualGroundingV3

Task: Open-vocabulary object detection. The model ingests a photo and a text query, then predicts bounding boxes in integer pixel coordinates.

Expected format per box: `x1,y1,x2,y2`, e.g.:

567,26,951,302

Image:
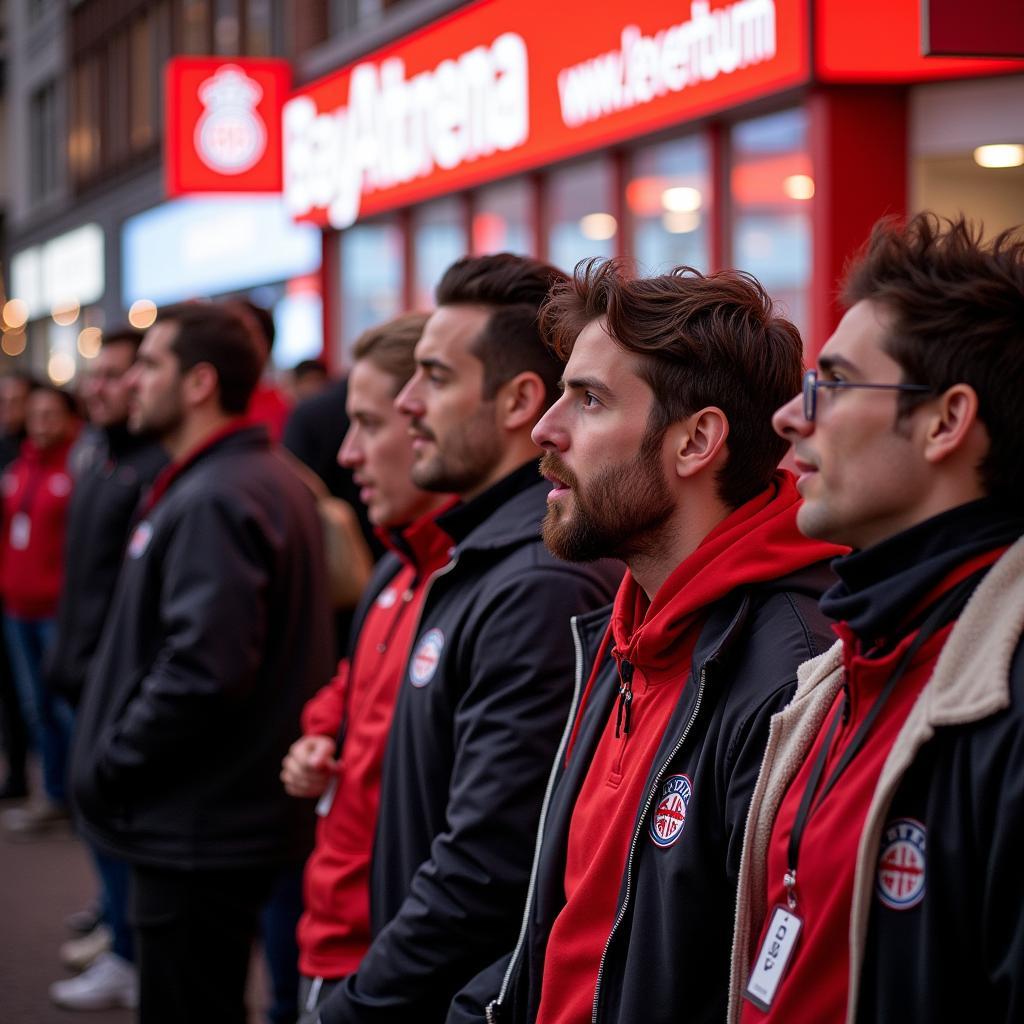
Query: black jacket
70,426,334,870
44,426,167,706
318,465,622,1024
450,562,836,1024
728,501,1024,1024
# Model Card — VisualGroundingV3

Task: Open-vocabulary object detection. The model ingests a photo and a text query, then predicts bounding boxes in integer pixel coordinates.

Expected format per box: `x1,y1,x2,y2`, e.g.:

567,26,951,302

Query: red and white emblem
194,65,267,175
409,628,445,687
876,817,926,910
649,773,692,848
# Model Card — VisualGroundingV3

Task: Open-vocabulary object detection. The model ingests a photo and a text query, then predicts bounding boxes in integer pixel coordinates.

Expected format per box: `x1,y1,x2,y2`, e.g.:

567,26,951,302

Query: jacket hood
610,471,845,675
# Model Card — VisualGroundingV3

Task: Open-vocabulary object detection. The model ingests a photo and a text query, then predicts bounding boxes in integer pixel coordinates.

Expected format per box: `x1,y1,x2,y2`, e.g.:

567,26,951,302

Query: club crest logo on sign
876,817,926,910
128,521,154,560
194,65,267,175
650,773,692,847
410,628,445,687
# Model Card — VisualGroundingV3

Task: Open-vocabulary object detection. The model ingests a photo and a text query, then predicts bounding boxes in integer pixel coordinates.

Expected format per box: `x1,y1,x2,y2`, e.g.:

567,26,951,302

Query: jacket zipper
590,662,709,1024
486,615,588,1024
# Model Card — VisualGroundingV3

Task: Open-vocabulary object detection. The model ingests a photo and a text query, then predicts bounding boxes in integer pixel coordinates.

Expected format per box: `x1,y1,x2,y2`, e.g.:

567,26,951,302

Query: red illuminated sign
284,0,810,228
166,57,291,196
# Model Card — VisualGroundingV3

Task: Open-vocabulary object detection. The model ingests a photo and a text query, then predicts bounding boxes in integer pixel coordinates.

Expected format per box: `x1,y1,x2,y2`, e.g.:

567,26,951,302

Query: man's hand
281,735,337,798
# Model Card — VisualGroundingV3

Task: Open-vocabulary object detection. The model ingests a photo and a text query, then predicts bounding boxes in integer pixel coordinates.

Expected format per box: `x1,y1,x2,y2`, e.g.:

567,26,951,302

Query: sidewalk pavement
0,809,270,1023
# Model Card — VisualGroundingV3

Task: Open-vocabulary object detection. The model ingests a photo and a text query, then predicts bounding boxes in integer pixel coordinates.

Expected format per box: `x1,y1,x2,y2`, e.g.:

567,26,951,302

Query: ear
496,371,547,431
670,407,730,481
922,384,981,465
182,361,220,409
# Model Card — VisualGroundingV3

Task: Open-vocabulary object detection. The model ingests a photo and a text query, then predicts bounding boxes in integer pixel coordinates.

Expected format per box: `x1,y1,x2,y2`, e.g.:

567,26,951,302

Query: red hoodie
297,503,454,978
1,436,75,618
536,472,844,1024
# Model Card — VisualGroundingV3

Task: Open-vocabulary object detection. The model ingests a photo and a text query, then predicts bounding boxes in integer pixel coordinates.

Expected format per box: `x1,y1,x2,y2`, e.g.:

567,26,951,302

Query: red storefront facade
278,0,1022,363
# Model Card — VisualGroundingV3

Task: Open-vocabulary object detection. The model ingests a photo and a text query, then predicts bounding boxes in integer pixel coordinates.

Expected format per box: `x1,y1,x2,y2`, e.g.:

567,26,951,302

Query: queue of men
1,211,1022,1024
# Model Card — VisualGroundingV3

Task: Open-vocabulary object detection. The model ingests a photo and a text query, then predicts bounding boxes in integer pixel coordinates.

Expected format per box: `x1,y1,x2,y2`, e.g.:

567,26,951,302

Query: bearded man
449,261,844,1024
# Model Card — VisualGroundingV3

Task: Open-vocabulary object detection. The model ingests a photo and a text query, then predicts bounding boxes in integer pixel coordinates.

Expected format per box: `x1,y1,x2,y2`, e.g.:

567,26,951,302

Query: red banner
166,57,291,196
283,0,810,228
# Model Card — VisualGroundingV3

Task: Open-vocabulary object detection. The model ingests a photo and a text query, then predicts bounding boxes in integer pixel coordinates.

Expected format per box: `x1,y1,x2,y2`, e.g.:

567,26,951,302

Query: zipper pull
615,660,635,738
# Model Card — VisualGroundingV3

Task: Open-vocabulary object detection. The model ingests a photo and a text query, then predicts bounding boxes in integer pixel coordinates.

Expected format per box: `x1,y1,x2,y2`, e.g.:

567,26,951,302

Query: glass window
472,179,534,256
214,0,241,52
546,158,616,274
30,81,60,202
629,136,711,274
340,218,404,363
730,108,813,338
246,0,275,55
130,16,156,151
69,57,101,185
412,198,467,310
181,0,211,52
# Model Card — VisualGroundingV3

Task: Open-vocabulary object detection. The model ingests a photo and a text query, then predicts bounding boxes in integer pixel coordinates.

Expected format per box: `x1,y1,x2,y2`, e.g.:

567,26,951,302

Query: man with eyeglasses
728,213,1024,1024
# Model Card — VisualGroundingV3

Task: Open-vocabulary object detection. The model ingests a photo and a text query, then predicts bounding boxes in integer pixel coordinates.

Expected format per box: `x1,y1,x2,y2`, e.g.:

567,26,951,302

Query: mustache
539,452,579,491
409,418,436,442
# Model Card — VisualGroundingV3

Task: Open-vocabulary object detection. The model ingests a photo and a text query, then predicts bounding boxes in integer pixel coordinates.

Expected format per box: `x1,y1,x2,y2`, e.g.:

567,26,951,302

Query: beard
409,400,503,495
540,432,675,563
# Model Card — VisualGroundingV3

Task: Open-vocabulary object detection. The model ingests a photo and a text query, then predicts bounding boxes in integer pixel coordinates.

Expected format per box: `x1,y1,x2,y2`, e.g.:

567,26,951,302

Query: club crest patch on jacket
410,628,445,687
876,817,926,910
649,773,692,847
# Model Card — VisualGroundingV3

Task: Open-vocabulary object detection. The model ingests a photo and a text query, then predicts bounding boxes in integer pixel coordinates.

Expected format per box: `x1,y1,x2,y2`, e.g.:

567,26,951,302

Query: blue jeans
2,615,72,804
91,845,135,961
260,863,305,1024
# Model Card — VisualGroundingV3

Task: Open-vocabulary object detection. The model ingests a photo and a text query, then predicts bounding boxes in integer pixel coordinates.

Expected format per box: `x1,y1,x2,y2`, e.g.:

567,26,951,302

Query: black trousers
131,863,277,1024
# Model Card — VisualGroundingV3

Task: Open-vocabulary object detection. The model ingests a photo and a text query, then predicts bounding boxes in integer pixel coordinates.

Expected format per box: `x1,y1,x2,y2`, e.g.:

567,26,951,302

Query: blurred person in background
0,372,33,802
69,302,333,1024
313,253,621,1024
282,312,452,1023
239,299,293,442
42,327,168,1011
0,384,79,834
290,359,331,405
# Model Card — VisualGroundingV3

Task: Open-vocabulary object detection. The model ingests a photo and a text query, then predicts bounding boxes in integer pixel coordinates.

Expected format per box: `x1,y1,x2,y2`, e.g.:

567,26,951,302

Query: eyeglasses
801,369,933,422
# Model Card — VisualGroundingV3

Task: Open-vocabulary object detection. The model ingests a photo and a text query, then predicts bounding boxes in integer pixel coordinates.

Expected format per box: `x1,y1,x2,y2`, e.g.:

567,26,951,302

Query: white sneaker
50,952,139,1010
60,924,112,971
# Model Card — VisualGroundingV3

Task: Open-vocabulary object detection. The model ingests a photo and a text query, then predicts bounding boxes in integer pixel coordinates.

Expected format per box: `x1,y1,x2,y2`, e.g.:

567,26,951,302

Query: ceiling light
78,327,103,359
662,186,703,213
52,300,81,326
662,211,701,234
48,351,76,386
128,299,158,329
3,299,28,330
579,213,618,241
973,144,1024,169
783,174,815,201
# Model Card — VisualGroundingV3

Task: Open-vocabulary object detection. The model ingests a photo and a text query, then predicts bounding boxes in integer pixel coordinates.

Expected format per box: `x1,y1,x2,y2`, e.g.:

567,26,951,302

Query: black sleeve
95,496,269,791
318,567,614,1024
981,645,1024,1021
446,954,512,1024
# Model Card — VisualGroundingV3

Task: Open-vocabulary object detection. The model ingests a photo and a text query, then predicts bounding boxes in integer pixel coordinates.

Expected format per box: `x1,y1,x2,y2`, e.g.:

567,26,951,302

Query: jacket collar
821,497,1024,646
437,463,548,555
380,499,458,572
793,533,1024,724
140,421,266,518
